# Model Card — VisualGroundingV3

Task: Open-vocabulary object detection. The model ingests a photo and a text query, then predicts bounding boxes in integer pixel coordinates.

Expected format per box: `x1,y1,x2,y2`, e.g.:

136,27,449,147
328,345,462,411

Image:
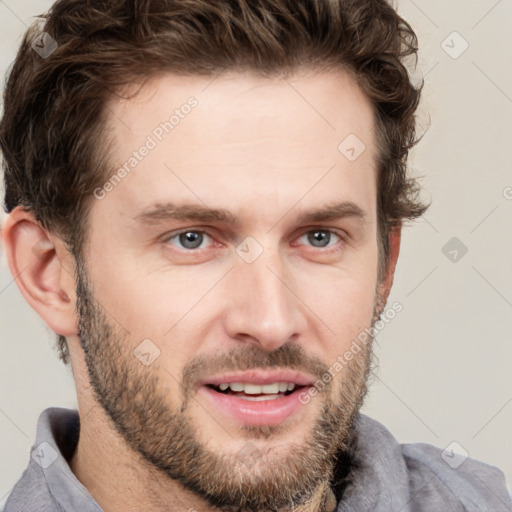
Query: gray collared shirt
4,407,512,511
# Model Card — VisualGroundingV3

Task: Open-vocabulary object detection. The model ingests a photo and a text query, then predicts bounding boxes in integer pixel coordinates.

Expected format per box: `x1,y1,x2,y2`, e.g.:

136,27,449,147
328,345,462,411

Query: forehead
108,68,376,152
98,69,378,225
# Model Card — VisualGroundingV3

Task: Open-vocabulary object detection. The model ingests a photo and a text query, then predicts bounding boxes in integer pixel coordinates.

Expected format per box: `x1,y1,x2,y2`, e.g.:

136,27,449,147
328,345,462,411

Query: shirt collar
17,407,412,512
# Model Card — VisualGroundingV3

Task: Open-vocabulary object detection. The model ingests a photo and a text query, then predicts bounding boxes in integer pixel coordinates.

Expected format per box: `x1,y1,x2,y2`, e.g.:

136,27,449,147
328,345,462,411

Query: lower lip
198,386,310,426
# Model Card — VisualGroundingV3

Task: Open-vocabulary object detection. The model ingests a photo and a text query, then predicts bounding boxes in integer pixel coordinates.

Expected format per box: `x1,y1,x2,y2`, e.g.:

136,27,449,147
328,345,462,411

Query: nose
222,247,308,352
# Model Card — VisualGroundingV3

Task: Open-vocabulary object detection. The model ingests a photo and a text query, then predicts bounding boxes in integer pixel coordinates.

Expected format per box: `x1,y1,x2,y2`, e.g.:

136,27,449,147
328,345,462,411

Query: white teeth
244,383,262,394
261,383,280,394
216,382,297,394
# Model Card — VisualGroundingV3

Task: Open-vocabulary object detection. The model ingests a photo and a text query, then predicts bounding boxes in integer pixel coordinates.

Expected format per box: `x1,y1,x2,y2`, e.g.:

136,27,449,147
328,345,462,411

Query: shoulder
402,441,512,511
350,415,512,511
3,408,100,512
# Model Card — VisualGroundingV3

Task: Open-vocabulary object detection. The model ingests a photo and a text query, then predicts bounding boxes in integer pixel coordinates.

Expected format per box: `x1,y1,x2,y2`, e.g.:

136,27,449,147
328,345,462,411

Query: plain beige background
1,0,511,507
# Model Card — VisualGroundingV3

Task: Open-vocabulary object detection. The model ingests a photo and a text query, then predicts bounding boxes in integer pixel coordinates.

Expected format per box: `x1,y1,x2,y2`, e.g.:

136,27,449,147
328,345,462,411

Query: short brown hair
1,0,428,364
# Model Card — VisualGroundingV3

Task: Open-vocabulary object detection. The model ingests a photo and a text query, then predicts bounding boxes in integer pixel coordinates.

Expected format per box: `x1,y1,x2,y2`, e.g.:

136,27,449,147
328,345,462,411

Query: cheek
94,268,227,360
315,280,375,321
292,263,378,351
85,257,170,342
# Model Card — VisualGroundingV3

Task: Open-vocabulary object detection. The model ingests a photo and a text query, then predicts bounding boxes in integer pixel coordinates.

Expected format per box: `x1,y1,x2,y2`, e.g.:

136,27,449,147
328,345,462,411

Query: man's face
76,69,383,510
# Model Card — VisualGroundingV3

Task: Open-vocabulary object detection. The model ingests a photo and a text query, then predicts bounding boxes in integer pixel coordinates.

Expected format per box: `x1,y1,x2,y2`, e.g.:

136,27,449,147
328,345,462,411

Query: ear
377,223,401,307
1,206,78,336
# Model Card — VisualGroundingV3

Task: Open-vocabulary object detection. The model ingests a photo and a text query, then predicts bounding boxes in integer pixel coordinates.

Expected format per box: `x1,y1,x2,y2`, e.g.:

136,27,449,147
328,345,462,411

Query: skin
2,68,401,512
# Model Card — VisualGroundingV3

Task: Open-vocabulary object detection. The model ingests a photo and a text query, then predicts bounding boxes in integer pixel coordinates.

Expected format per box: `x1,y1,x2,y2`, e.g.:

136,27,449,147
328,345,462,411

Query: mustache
180,342,331,403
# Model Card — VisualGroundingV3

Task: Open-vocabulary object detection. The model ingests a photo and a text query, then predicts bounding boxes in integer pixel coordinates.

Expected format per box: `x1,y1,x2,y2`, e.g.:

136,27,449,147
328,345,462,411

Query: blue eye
168,230,212,250
164,228,342,252
299,230,340,248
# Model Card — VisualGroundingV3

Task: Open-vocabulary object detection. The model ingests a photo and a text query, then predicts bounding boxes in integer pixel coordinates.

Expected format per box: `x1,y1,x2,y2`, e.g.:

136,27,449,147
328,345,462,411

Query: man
1,0,510,511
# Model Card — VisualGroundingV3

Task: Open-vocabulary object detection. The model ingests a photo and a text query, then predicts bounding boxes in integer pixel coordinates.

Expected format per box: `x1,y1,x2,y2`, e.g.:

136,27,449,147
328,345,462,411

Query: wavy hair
1,0,429,363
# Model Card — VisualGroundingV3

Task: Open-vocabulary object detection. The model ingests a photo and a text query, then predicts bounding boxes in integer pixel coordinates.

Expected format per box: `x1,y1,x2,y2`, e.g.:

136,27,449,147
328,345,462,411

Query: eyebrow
134,201,366,226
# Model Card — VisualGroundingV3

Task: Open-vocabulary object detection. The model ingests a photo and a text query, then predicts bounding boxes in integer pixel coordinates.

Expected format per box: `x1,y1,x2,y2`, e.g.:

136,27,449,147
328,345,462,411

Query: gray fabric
3,408,101,512
3,407,512,511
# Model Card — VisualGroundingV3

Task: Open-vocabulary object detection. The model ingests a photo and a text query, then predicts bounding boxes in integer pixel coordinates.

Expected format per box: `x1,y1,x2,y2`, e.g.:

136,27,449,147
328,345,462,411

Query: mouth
205,381,303,401
197,370,315,426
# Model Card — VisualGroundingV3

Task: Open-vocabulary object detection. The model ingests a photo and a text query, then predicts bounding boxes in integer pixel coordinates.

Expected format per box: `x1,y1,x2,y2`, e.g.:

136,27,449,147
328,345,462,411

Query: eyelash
163,228,344,253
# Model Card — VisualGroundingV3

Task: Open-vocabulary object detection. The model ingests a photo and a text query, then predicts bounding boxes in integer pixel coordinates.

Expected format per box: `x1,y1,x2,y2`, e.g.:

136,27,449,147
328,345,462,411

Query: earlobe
1,207,78,336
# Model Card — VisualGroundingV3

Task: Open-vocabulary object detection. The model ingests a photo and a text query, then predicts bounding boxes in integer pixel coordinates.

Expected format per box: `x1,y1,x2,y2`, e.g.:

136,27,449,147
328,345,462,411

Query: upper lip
199,369,316,388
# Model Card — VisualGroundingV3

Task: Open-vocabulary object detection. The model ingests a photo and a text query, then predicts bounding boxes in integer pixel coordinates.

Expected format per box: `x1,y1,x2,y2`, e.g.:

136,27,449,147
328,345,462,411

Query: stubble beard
75,256,378,512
